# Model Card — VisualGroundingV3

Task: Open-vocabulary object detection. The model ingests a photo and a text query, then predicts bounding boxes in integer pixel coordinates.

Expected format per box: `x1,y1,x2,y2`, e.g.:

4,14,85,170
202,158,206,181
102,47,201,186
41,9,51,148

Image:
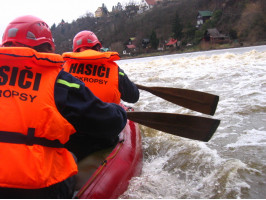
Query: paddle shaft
135,84,219,116
127,111,220,142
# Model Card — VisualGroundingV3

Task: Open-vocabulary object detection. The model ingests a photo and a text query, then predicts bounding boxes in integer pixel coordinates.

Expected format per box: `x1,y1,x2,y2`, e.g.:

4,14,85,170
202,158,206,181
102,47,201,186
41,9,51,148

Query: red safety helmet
73,30,102,52
2,15,55,52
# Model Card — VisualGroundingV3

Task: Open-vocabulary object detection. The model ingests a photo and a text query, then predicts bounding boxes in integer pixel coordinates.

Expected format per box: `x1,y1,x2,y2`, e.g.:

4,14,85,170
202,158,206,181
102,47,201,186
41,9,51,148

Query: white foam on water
121,133,257,199
226,129,266,148
118,45,266,198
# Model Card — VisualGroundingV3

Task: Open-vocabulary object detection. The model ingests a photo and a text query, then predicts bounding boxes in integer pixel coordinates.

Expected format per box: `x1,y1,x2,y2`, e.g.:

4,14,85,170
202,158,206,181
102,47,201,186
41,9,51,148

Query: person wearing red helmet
63,30,139,104
62,31,139,176
0,15,127,198
73,31,102,52
2,15,55,52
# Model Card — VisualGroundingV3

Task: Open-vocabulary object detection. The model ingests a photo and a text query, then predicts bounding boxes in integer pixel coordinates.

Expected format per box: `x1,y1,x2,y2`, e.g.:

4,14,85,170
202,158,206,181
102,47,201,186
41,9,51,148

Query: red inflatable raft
74,105,143,199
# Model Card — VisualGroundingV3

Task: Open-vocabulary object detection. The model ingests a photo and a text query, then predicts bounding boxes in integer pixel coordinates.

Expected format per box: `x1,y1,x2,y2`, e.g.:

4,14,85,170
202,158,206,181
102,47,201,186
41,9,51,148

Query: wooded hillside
51,0,266,54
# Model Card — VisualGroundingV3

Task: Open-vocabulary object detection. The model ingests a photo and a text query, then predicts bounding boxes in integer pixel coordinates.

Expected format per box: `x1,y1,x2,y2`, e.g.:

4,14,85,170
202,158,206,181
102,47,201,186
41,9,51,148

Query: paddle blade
127,112,220,142
136,84,219,116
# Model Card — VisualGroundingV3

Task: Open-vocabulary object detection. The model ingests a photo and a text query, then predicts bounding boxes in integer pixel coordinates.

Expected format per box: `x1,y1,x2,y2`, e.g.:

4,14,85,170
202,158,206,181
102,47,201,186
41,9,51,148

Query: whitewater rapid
117,45,266,199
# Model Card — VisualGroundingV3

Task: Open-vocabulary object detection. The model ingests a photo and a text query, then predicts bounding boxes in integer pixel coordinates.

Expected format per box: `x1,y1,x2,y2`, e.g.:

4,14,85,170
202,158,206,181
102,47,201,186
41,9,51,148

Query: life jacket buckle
26,128,35,146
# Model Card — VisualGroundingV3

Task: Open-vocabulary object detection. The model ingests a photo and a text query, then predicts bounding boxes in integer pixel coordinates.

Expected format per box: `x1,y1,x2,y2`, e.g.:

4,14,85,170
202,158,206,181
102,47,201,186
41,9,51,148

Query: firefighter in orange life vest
62,30,139,104
63,31,140,163
0,15,127,199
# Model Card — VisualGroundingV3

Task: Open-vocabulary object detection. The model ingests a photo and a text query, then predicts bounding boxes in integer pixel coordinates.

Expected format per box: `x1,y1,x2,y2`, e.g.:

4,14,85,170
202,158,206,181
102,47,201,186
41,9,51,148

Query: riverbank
120,41,266,60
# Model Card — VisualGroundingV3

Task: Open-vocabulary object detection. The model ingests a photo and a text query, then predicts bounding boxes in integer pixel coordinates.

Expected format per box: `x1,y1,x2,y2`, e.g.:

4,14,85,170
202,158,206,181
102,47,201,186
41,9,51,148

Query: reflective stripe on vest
62,50,121,104
0,47,77,189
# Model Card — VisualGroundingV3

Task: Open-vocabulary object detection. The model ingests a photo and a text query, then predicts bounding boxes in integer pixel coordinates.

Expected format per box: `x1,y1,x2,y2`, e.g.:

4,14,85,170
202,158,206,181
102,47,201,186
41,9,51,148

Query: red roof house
126,44,136,49
166,39,177,46
145,0,156,6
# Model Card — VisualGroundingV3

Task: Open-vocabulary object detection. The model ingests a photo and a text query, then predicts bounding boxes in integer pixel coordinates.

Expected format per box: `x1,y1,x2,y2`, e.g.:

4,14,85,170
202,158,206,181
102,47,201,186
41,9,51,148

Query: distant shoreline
120,41,266,60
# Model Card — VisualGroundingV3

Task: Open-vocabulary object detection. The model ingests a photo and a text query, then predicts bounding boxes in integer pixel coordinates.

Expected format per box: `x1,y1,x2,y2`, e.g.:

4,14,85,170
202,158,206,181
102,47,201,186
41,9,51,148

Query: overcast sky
0,0,140,39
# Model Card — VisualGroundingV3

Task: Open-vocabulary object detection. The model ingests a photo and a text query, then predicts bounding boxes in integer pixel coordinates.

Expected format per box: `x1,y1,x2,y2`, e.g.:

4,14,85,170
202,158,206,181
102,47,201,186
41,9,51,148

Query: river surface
116,45,266,199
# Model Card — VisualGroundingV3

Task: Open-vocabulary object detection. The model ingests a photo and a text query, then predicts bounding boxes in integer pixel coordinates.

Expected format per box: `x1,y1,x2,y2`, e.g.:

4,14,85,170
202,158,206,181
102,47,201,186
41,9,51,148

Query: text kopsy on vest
68,63,110,85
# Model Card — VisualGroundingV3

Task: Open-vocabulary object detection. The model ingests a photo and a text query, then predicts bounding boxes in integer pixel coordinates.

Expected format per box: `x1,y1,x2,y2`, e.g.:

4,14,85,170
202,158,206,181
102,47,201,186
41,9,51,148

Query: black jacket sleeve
118,67,139,103
54,70,127,140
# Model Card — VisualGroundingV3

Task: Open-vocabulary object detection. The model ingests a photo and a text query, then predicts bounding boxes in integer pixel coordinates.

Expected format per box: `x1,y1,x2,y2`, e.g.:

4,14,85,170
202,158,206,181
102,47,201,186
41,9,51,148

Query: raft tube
75,106,143,199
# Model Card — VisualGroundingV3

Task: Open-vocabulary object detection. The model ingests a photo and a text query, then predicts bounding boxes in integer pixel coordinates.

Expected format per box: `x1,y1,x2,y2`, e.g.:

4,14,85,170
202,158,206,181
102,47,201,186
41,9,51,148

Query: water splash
119,46,266,198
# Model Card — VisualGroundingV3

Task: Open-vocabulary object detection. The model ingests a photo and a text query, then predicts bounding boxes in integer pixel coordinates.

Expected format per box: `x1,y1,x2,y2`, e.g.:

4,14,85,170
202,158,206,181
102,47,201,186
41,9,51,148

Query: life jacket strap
0,128,64,148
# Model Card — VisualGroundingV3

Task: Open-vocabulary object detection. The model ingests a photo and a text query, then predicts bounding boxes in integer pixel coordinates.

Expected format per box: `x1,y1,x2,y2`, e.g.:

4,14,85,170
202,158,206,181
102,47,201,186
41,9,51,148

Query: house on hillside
196,11,212,28
203,28,229,43
138,0,157,13
142,38,150,48
128,37,136,45
165,38,180,49
123,44,137,55
166,38,177,47
95,7,104,18
123,37,137,55
95,6,109,18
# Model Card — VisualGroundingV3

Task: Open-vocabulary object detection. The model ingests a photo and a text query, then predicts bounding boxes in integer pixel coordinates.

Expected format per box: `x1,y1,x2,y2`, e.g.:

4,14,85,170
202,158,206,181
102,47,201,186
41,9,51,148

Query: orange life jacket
62,50,121,104
0,47,77,189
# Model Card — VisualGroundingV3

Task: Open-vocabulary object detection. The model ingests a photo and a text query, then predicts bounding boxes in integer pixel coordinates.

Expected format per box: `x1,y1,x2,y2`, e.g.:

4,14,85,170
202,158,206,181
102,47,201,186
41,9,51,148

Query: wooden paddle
127,111,220,142
135,84,219,116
